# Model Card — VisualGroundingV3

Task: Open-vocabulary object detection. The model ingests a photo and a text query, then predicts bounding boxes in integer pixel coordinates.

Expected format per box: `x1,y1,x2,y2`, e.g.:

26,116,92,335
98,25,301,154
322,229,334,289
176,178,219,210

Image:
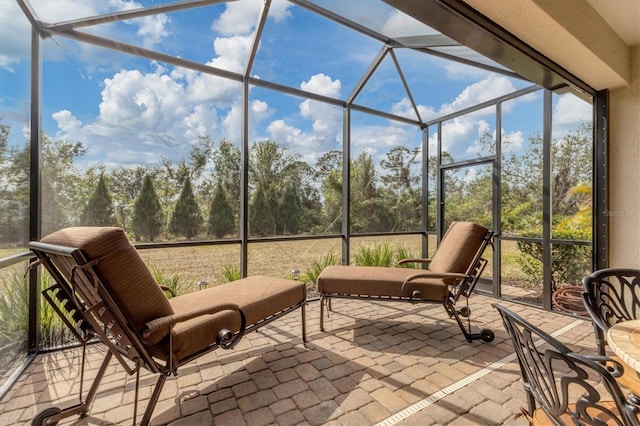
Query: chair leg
140,374,168,426
84,349,114,409
320,294,325,331
445,299,495,343
32,350,114,426
302,301,307,344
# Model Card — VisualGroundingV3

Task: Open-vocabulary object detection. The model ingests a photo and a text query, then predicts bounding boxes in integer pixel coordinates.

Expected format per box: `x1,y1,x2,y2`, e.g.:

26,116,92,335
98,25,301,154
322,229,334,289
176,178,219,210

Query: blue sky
0,0,592,172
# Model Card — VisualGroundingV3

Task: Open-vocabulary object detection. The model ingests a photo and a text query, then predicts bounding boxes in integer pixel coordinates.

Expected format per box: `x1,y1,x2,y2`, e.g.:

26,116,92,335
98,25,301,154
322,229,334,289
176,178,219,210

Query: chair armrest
577,353,627,377
401,272,467,298
142,302,242,342
398,258,432,266
403,271,466,283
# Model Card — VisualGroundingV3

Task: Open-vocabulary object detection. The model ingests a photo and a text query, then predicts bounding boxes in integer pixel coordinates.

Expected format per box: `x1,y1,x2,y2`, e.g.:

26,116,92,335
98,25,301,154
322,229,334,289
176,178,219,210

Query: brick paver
1,295,594,425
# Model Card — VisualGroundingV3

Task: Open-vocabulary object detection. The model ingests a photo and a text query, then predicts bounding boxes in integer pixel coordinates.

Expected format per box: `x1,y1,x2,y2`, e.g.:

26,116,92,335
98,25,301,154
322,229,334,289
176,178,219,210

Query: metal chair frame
495,304,640,426
320,229,495,343
29,241,249,426
582,268,640,357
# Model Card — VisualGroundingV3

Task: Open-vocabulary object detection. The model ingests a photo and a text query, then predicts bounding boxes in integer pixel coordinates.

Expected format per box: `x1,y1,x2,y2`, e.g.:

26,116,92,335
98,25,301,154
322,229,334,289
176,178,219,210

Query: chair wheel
32,406,61,426
217,329,234,348
480,329,495,343
458,307,471,317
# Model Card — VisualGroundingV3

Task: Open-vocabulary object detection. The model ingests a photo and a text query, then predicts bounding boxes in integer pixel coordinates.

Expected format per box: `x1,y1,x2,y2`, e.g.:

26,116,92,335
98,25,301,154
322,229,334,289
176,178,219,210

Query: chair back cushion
428,222,489,274
41,227,173,342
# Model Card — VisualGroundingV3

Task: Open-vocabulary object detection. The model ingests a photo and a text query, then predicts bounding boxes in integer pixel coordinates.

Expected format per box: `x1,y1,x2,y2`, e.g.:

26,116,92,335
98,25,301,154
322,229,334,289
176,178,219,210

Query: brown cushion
149,276,305,361
147,308,239,362
41,227,174,344
317,265,449,302
428,222,489,280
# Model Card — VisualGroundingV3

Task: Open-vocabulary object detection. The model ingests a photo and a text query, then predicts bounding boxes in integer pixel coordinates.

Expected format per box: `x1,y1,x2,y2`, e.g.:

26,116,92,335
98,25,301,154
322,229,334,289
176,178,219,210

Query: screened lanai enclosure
0,0,604,393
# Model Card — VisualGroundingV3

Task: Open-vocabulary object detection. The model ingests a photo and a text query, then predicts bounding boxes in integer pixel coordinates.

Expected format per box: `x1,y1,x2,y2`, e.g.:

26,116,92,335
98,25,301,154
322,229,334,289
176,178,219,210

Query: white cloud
434,116,475,151
221,102,242,142
52,110,83,134
210,34,254,72
381,10,436,37
51,67,230,167
14,1,544,174
464,119,494,157
218,98,274,144
41,2,280,167
442,74,516,114
444,62,490,81
352,124,413,156
31,0,103,21
391,97,437,122
212,1,292,36
418,73,537,161
268,0,294,23
501,130,525,153
134,13,171,48
179,69,242,104
427,114,491,160
294,74,343,145
553,93,591,126
182,104,219,141
212,2,262,36
426,110,528,162
108,0,171,48
0,55,19,73
264,109,338,152
0,1,36,69
267,120,302,145
0,0,171,72
251,99,270,119
300,73,341,97
98,70,183,128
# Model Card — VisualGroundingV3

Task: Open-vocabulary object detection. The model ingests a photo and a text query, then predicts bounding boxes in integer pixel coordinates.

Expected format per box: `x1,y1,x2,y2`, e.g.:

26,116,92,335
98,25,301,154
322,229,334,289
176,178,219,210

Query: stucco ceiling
585,0,640,46
455,0,637,89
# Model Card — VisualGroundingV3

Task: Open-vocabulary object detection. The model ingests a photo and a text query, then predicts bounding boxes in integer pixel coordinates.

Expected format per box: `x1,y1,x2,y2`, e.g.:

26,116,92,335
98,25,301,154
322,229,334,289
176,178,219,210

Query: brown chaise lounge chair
317,221,494,342
28,227,306,426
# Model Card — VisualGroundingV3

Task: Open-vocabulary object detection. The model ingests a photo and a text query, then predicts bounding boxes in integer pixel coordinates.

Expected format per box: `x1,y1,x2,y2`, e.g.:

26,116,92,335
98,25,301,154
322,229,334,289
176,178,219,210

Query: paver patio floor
0,294,597,425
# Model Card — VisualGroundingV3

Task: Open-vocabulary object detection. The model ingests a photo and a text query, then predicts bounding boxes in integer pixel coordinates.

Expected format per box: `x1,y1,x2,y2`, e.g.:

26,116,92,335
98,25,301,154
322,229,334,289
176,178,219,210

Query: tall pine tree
133,174,164,241
169,176,202,239
207,180,235,238
249,181,276,236
81,173,115,226
278,183,301,235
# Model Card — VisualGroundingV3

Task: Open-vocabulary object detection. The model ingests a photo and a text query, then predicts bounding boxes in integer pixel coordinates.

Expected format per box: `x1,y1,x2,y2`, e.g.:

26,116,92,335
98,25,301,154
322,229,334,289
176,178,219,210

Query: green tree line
0,126,426,243
0,117,592,279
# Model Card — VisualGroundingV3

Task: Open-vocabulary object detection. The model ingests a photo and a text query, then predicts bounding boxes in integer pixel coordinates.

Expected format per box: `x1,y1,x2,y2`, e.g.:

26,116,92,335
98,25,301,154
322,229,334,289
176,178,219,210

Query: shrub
516,226,591,290
39,273,80,348
303,249,340,284
0,270,29,347
218,263,241,284
0,270,72,352
353,241,422,267
353,241,394,266
394,245,423,268
151,266,192,297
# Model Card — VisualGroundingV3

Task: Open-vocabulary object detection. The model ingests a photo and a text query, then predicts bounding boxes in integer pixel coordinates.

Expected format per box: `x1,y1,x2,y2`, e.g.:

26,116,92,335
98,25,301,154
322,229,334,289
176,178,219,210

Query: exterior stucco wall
608,44,640,266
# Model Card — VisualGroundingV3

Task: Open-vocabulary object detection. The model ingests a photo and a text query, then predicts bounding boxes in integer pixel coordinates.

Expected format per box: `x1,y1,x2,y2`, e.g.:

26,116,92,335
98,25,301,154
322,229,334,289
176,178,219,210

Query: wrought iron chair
29,227,306,426
317,221,494,342
582,268,640,395
494,304,640,425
